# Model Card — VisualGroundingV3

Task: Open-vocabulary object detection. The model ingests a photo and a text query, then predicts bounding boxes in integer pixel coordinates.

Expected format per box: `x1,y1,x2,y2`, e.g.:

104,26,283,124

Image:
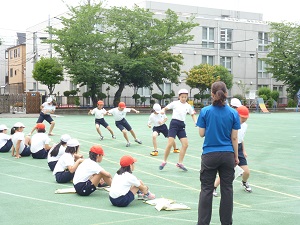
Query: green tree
213,65,233,89
104,6,198,106
32,57,64,95
265,22,300,98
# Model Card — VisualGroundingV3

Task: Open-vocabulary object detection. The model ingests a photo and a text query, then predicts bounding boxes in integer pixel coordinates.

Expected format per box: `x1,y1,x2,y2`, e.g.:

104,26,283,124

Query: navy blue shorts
153,124,168,138
74,180,97,196
95,118,108,128
115,118,132,132
48,161,57,171
0,140,13,152
31,149,48,159
55,171,74,183
109,191,135,207
238,143,248,166
37,112,54,124
20,146,31,156
168,119,186,139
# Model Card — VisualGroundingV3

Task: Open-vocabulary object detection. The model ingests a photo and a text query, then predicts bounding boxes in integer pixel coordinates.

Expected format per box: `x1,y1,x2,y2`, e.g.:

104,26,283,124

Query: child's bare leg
49,121,55,134
152,132,158,150
129,129,137,139
163,137,175,162
178,137,188,164
122,130,129,142
214,176,220,188
95,124,102,136
172,141,177,150
106,126,114,135
241,165,250,182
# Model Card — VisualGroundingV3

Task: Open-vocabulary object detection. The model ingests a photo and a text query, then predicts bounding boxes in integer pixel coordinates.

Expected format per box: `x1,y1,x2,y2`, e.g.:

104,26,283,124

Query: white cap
153,103,161,113
61,134,71,143
0,124,8,131
46,97,53,103
178,89,189,95
67,138,80,147
230,98,242,107
14,122,25,128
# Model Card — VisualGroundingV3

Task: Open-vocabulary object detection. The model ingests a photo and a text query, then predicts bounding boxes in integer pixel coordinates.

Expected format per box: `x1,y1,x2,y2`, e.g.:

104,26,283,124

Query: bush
152,93,163,100
233,94,246,105
97,92,107,99
287,99,297,107
270,90,279,102
258,87,271,100
63,91,71,97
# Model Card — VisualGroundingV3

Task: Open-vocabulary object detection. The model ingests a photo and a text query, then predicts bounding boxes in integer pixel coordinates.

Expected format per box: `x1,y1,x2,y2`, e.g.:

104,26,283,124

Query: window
273,85,283,96
258,32,269,52
258,85,269,89
10,68,13,77
202,55,214,65
220,56,232,72
137,87,151,97
33,82,37,91
10,50,13,59
258,59,268,78
202,27,214,48
17,48,20,57
220,29,232,49
14,49,17,58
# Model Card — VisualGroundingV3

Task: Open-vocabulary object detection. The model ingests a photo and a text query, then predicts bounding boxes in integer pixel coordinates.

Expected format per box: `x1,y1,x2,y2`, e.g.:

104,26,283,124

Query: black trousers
197,152,235,225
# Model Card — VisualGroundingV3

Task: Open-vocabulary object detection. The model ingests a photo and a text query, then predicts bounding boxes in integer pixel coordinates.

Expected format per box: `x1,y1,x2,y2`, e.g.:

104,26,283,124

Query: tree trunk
113,82,125,107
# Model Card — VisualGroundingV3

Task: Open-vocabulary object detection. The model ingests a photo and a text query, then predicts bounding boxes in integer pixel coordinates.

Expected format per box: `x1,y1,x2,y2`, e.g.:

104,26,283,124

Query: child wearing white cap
109,155,155,207
147,103,178,156
47,134,71,171
30,123,51,159
107,102,142,147
53,139,84,183
73,145,112,196
0,124,13,153
28,96,56,136
11,122,31,158
88,100,116,140
159,89,197,171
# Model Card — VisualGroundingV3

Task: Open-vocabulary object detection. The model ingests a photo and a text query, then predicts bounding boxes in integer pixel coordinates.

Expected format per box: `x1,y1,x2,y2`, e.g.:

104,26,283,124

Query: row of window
9,48,21,59
202,27,269,51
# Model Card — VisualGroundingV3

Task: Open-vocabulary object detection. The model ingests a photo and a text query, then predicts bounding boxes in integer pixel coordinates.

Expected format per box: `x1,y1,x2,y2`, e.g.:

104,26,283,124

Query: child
109,155,155,207
0,124,13,153
88,100,116,140
73,145,112,196
47,134,71,171
213,106,252,197
53,139,84,183
147,103,178,156
107,102,142,147
29,97,56,136
159,89,197,171
11,122,31,158
30,123,51,159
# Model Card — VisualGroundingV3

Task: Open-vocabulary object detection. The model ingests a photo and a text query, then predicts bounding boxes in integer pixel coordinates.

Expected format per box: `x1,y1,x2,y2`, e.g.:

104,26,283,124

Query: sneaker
137,190,144,200
213,189,218,197
159,162,167,170
126,142,130,147
242,181,252,193
135,139,142,144
150,150,158,156
176,163,188,171
173,149,180,153
100,136,104,141
112,135,116,139
143,191,156,200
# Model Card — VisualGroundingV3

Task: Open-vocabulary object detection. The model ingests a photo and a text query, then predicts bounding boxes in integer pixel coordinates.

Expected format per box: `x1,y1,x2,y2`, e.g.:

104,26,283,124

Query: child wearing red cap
109,155,155,207
88,100,116,140
73,145,112,196
213,105,252,197
30,123,52,159
107,102,142,147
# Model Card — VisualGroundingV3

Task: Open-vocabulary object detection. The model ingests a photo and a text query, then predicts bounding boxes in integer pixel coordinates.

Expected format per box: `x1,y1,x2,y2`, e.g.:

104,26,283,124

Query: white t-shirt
90,108,107,119
30,133,51,153
73,158,103,185
166,100,195,121
0,133,11,148
108,108,131,121
109,172,141,198
148,113,167,127
53,153,74,175
238,122,248,144
12,132,26,154
47,144,67,163
42,102,56,115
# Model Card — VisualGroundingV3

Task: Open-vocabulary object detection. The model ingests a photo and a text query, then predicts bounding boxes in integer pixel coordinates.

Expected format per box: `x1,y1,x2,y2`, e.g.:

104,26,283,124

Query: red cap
237,106,249,118
36,123,45,129
120,155,137,167
118,102,126,108
97,100,104,105
90,145,105,155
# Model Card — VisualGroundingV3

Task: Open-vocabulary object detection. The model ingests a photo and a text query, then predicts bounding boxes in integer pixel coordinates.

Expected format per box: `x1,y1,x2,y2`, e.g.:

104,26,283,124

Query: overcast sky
0,0,299,44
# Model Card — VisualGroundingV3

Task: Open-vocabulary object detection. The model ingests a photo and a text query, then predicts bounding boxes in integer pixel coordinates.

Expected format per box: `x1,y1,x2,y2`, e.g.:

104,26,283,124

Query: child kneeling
109,155,155,207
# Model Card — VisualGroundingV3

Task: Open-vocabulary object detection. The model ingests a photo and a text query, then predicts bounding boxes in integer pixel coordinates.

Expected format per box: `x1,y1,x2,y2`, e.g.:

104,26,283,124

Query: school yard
0,112,299,225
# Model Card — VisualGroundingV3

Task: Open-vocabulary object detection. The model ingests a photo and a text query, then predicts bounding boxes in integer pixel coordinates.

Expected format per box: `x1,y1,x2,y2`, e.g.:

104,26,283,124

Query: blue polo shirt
197,104,240,154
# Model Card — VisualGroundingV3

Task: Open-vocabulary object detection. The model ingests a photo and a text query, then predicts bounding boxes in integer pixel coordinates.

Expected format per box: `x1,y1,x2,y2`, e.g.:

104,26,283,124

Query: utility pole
33,32,38,92
48,15,52,58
